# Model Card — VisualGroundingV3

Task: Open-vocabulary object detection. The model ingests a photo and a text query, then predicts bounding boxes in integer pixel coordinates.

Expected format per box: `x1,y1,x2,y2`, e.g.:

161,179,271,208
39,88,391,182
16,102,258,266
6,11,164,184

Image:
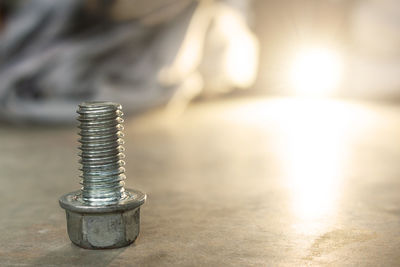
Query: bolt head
59,189,145,249
65,208,140,249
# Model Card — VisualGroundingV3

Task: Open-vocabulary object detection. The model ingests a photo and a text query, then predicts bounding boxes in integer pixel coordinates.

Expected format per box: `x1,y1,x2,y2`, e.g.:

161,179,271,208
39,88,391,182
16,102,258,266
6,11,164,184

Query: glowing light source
290,47,343,96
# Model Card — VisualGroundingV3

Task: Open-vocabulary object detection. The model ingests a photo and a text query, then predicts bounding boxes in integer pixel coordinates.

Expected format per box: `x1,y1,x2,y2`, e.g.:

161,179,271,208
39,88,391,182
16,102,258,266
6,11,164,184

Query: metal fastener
59,102,146,249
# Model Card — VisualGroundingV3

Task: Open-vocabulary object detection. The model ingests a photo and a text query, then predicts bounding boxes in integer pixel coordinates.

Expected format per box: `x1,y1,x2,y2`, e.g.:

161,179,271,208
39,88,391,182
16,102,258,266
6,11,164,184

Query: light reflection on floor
278,100,349,231
224,97,371,232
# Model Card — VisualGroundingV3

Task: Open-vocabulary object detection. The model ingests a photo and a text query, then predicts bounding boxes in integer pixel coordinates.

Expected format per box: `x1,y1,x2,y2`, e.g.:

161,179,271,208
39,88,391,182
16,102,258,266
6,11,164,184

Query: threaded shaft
77,102,127,206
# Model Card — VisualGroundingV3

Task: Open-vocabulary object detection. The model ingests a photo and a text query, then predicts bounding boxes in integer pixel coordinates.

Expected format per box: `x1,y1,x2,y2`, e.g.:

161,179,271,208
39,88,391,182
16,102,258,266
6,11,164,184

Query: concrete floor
1,96,400,266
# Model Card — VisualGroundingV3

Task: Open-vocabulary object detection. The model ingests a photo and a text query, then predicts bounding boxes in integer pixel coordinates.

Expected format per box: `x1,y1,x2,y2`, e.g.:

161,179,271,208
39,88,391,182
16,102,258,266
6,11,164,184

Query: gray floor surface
1,97,400,266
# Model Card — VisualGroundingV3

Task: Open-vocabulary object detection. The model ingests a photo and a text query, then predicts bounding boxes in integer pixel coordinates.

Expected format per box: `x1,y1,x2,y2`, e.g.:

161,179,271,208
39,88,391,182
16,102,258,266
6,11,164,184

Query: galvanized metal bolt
59,102,146,249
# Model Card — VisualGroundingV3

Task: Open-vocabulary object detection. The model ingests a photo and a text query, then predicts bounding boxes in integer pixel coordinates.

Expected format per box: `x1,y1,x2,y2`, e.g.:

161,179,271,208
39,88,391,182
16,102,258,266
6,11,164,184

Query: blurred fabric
0,0,258,123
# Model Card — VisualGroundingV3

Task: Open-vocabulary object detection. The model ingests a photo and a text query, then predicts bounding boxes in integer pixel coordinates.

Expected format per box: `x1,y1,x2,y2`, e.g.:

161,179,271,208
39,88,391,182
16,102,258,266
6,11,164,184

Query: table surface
1,96,400,266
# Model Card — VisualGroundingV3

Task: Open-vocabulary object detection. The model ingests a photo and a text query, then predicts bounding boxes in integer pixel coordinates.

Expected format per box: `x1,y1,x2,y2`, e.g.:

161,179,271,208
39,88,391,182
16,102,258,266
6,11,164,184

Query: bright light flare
275,99,349,222
290,47,343,96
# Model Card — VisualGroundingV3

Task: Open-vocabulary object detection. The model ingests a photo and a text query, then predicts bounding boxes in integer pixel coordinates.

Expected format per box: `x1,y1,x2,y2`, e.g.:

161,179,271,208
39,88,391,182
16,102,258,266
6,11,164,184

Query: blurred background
2,0,400,265
1,0,400,123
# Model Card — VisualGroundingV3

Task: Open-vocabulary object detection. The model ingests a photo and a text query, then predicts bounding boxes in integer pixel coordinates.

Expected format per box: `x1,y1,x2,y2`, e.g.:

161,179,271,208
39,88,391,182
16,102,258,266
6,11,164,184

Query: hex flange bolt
59,102,146,249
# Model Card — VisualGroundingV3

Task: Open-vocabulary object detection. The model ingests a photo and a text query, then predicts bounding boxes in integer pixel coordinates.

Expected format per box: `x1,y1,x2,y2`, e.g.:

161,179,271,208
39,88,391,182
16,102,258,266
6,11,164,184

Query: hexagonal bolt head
65,208,140,249
60,189,145,249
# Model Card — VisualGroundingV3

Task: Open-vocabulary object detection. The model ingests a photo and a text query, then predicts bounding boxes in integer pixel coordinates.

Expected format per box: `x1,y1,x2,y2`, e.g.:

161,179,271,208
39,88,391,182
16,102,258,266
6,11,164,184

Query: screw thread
77,102,127,206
